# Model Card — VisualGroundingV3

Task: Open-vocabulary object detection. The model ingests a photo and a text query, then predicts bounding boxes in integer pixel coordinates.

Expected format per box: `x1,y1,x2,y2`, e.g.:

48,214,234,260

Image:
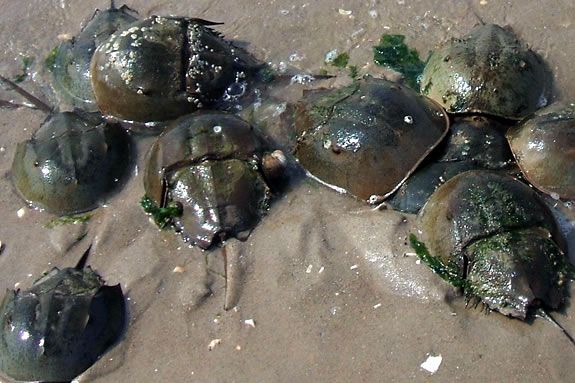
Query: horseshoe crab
293,76,449,201
420,24,549,119
143,112,284,249
50,2,138,111
0,247,125,382
388,116,514,213
507,103,575,200
91,16,259,126
413,170,568,319
0,75,132,216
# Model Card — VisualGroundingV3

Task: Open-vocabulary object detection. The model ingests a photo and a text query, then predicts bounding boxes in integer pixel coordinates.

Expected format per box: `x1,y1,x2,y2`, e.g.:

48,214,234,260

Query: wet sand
1,0,575,382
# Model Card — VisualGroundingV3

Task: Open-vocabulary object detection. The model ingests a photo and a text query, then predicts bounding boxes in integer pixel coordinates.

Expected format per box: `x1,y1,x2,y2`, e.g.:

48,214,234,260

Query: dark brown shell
294,77,449,201
144,112,271,249
507,103,575,200
421,24,549,119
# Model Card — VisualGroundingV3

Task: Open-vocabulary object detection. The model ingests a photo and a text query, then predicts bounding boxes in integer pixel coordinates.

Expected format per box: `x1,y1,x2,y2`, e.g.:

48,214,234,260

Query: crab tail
536,308,575,348
0,74,53,113
75,245,92,270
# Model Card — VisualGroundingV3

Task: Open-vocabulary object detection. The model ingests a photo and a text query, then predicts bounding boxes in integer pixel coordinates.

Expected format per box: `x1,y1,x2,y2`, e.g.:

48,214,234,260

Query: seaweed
44,46,59,73
409,233,469,289
45,213,93,229
14,55,33,83
373,34,425,91
140,195,183,229
331,52,349,68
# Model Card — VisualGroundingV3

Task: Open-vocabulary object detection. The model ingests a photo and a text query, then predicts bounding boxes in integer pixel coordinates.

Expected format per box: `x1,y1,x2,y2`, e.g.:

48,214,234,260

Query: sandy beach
1,0,575,382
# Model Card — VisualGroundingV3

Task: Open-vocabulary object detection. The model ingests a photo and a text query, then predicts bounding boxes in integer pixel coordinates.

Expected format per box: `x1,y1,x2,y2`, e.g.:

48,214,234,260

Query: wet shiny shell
421,24,548,119
0,266,125,382
294,77,449,200
11,111,131,215
51,5,137,111
91,16,255,124
417,170,565,318
388,116,513,213
144,113,271,249
507,103,575,200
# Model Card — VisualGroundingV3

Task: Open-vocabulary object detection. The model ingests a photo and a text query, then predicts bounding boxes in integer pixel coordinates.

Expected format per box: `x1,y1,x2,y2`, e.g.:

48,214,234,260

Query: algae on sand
373,34,425,91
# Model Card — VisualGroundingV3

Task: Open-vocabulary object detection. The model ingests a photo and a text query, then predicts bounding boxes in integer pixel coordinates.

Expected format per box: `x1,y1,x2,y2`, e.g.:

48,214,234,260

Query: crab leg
222,241,244,311
0,74,53,113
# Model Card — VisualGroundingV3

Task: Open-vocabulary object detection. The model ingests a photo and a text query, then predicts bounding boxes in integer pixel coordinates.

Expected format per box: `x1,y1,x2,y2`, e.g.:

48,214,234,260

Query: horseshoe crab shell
51,4,137,111
506,103,575,200
388,116,513,213
415,170,567,318
91,16,258,125
11,111,131,215
294,77,449,201
0,261,125,381
143,112,273,249
420,24,549,119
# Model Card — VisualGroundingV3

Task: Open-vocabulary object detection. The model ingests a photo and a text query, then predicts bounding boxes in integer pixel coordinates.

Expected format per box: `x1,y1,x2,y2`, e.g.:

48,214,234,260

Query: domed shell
0,265,125,382
294,77,449,201
144,113,271,249
51,4,137,111
416,170,567,318
420,24,548,119
418,170,560,272
11,111,131,215
91,16,256,124
506,103,575,200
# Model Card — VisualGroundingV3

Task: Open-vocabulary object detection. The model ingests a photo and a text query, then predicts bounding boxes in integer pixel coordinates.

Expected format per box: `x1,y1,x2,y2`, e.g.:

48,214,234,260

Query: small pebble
306,264,313,274
244,319,256,328
173,266,185,273
350,264,358,270
16,208,26,218
373,303,382,309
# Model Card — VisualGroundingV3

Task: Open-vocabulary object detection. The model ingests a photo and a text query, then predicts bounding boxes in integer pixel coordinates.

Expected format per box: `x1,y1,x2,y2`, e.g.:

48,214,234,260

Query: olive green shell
51,5,137,111
294,77,449,201
0,266,125,382
144,113,271,249
11,112,131,215
417,170,566,318
507,103,575,200
91,16,256,124
420,24,548,119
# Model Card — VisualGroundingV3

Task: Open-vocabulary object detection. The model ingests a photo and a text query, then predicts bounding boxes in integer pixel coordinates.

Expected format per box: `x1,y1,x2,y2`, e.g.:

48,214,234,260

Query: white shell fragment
208,339,222,351
420,354,443,374
16,208,26,218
